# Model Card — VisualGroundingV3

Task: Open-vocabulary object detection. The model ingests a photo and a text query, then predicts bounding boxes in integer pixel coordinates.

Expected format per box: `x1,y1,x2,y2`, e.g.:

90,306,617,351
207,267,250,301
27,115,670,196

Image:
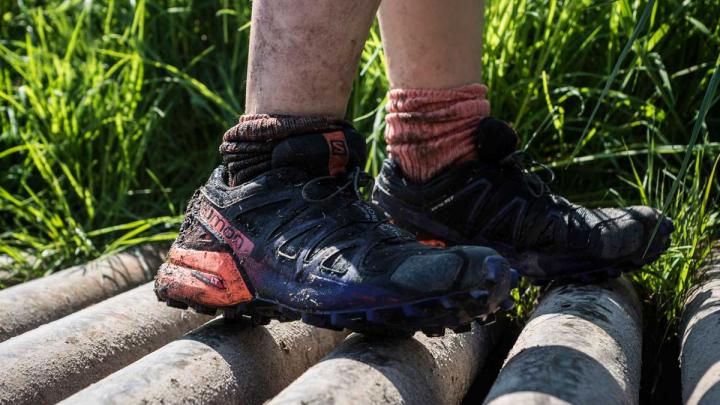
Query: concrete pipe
0,244,166,342
680,247,720,405
268,324,491,405
0,282,211,405
61,320,347,405
484,278,642,405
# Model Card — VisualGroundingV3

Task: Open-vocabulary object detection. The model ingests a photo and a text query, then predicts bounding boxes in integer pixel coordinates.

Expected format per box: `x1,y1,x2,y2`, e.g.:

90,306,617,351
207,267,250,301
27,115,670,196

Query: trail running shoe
155,126,517,336
373,117,674,283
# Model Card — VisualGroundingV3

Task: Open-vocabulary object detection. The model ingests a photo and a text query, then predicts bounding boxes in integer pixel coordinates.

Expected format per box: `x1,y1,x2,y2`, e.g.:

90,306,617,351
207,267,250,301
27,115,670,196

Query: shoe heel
154,247,253,308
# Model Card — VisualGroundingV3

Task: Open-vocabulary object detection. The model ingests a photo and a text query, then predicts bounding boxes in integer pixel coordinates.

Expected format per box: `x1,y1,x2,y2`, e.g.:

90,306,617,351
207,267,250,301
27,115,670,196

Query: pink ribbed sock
384,84,491,183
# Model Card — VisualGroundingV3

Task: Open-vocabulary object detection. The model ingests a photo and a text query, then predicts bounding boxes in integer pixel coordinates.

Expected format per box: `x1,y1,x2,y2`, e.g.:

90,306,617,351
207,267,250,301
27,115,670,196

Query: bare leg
378,0,485,89
158,0,520,339
245,0,380,117
371,0,675,305
378,0,489,183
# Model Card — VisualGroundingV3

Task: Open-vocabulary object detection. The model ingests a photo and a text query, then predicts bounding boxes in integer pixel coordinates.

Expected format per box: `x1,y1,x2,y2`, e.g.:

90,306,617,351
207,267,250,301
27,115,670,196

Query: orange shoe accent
419,239,447,249
323,131,349,176
156,247,253,307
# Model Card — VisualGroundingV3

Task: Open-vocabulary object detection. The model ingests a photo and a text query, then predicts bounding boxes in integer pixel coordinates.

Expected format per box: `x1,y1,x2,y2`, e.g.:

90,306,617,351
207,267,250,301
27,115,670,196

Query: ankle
384,84,490,183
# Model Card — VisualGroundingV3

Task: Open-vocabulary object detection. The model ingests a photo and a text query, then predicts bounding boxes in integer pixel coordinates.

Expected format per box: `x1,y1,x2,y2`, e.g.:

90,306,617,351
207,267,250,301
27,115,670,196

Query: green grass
0,0,253,279
1,0,718,383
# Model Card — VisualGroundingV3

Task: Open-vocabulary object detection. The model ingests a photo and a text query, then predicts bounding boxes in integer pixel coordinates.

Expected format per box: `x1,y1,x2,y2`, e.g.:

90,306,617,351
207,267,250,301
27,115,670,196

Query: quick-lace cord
352,168,375,200
301,167,374,203
501,150,555,198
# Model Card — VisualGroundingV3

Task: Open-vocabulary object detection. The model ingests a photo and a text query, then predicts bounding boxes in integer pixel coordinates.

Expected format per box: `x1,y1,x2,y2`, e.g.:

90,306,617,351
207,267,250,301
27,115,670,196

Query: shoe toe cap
447,246,516,294
390,252,464,294
390,245,512,295
591,206,674,260
627,206,675,246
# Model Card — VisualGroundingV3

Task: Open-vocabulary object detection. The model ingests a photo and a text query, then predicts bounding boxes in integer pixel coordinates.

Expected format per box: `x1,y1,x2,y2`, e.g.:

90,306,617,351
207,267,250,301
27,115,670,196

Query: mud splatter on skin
246,0,380,116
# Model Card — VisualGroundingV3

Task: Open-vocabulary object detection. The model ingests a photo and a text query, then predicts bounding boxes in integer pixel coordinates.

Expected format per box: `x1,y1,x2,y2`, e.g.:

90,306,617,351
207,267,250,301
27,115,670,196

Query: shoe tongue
474,117,520,162
271,125,367,177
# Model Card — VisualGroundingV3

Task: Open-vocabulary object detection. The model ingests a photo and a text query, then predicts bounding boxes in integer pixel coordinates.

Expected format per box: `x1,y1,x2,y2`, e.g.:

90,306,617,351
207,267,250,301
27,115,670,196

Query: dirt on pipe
484,278,642,405
0,282,211,405
268,324,491,405
0,244,166,342
680,247,720,405
61,319,347,405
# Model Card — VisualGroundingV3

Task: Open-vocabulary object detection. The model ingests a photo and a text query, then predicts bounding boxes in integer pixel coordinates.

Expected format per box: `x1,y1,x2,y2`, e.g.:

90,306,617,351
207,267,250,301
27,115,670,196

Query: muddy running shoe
373,118,674,283
155,126,517,336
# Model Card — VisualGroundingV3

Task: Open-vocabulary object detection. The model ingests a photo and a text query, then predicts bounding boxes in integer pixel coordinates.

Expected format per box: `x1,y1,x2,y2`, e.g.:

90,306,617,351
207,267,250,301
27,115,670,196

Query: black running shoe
155,126,517,336
373,118,674,283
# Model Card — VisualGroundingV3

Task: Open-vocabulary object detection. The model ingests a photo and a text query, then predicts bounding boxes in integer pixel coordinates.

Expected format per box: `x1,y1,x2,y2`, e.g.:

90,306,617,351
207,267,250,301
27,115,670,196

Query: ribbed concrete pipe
0,244,165,342
268,324,490,405
680,247,720,405
0,282,212,405
484,278,642,405
62,320,347,405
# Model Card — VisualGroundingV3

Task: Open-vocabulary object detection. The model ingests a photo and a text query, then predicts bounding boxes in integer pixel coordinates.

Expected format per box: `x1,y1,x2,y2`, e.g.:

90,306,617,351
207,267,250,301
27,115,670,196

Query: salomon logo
198,202,255,256
330,140,347,155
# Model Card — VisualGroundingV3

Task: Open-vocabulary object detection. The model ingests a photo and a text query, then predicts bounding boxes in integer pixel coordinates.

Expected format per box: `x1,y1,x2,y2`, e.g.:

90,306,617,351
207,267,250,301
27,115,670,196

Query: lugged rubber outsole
159,285,516,337
526,251,662,286
156,264,519,337
518,237,670,286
